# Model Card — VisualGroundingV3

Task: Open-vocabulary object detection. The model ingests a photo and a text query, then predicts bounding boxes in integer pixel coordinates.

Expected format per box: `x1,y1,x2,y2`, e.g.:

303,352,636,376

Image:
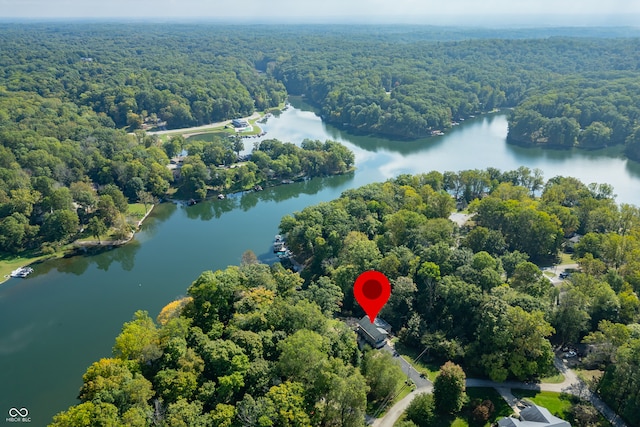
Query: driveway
382,342,432,389
543,263,579,285
449,212,473,227
372,345,629,427
372,388,432,427
370,343,433,426
147,112,261,136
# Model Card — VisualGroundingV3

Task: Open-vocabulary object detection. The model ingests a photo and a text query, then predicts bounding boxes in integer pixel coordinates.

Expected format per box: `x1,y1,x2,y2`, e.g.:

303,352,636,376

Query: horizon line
1,15,640,28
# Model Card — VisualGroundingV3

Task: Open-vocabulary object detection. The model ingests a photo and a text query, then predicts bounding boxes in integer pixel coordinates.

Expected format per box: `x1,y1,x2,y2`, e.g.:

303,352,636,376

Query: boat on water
277,249,293,259
10,267,33,278
273,235,286,253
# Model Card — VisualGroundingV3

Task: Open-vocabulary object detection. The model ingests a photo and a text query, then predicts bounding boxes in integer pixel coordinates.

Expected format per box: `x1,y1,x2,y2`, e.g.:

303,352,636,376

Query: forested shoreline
50,170,640,426
2,23,640,256
176,137,355,200
507,74,640,159
279,169,640,425
269,34,640,142
1,24,640,423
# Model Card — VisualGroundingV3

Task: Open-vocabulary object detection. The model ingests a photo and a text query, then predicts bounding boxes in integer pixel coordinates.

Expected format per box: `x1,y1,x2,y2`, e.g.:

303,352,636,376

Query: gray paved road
543,263,579,285
382,342,432,389
372,345,628,427
372,388,432,427
371,343,433,426
147,112,261,136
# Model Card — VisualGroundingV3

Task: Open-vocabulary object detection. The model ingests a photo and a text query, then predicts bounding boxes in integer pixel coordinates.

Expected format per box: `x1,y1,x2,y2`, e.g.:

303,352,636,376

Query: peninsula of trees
507,75,640,159
280,169,640,425
52,170,640,426
177,137,354,200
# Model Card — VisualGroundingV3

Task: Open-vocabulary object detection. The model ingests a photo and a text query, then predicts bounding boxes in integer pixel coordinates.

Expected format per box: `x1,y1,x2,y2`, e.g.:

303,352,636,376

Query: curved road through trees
373,347,628,427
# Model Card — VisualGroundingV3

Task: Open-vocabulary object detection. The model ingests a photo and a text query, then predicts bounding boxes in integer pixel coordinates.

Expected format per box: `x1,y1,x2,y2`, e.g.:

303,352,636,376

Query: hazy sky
1,0,639,24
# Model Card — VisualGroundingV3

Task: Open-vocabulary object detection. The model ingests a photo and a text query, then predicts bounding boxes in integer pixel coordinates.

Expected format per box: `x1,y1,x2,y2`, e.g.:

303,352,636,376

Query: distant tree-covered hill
2,23,640,256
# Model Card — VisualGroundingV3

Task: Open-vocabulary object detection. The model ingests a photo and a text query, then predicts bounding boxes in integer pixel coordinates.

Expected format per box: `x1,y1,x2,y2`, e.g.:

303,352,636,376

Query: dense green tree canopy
18,23,639,425
507,75,640,160
51,169,640,425
52,262,368,427
279,168,640,394
2,23,640,255
433,362,467,414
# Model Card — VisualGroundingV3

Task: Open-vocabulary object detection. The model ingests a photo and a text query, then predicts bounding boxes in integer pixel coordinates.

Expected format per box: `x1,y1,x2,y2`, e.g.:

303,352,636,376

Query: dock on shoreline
0,204,156,285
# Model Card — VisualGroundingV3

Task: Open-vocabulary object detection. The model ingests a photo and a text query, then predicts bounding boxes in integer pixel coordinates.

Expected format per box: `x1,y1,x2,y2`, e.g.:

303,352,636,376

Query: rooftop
357,315,389,342
498,405,570,427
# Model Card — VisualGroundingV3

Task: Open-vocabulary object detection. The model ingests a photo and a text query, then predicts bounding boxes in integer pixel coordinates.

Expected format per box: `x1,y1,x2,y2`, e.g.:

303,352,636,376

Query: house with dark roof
232,119,250,128
498,404,571,427
356,315,390,349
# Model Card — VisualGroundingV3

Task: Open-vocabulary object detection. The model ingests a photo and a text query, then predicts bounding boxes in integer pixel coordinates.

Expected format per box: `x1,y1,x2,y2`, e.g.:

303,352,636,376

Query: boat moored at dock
10,267,33,278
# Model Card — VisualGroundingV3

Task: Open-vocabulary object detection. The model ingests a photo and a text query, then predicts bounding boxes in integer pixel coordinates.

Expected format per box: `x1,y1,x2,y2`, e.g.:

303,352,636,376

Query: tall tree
86,216,107,243
362,350,404,402
433,361,467,414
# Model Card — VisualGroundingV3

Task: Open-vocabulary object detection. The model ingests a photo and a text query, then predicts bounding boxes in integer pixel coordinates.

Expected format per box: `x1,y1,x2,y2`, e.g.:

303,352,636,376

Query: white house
498,404,571,427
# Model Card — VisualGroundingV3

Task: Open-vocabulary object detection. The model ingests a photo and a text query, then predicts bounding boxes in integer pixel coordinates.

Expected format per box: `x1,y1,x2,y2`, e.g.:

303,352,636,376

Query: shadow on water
140,201,178,237
32,240,143,277
287,95,502,155
625,156,640,180
183,172,355,221
505,138,626,163
27,204,179,278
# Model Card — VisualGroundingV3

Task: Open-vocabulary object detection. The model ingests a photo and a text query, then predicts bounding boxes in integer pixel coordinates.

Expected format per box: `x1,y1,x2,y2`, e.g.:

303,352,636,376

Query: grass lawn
153,104,285,143
0,252,50,282
187,131,235,142
127,203,151,220
392,339,441,381
1,204,154,284
559,252,574,265
0,247,71,284
467,387,514,420
576,369,604,390
512,390,572,419
539,370,565,384
188,125,263,141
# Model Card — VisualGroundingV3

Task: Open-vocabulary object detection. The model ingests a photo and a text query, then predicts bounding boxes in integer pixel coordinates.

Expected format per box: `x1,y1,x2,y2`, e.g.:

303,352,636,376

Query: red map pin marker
354,270,391,323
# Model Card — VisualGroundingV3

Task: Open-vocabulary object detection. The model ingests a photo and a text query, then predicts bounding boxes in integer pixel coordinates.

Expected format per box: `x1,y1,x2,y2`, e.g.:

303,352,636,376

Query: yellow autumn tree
157,297,193,326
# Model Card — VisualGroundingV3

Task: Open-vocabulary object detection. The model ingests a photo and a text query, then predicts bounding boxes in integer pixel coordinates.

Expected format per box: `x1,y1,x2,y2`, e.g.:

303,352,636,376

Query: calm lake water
2,97,640,425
